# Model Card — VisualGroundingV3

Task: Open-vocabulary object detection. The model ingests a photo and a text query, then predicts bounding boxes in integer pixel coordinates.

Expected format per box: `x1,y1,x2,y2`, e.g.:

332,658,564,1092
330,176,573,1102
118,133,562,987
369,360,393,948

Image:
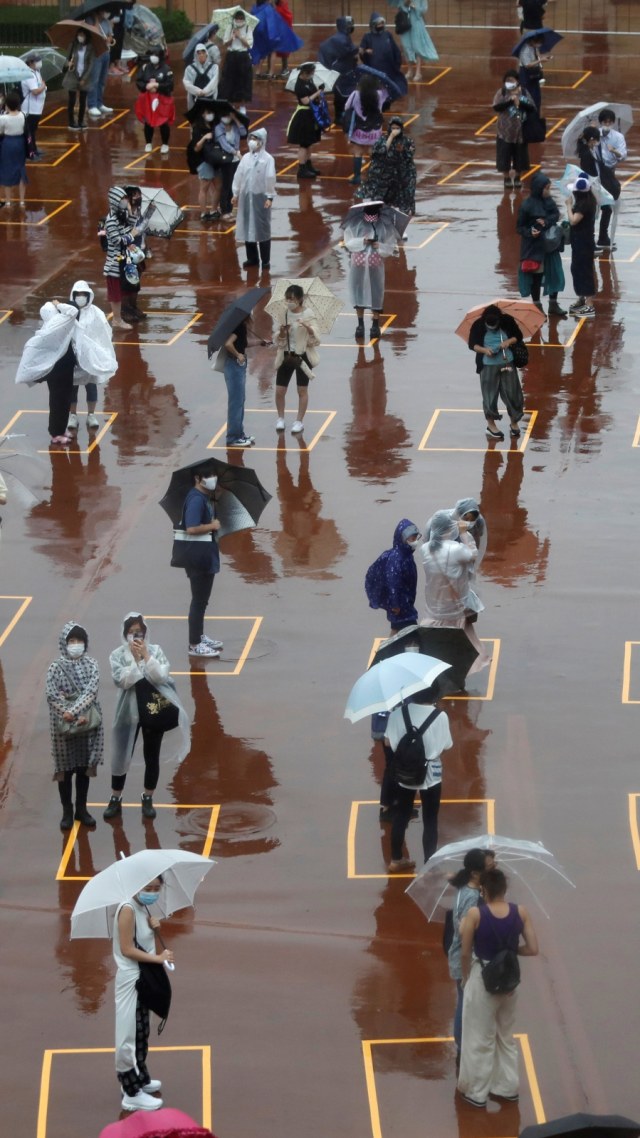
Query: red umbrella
98,1107,217,1138
47,20,110,57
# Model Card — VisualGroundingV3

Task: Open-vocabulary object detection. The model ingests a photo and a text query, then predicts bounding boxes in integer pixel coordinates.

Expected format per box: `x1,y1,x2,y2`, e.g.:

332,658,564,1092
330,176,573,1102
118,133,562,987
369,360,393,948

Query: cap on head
26,53,42,64
401,523,420,542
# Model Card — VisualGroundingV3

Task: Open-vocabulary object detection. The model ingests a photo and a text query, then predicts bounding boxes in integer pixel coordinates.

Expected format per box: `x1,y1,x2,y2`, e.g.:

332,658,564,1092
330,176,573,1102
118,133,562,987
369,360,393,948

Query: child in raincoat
231,127,276,271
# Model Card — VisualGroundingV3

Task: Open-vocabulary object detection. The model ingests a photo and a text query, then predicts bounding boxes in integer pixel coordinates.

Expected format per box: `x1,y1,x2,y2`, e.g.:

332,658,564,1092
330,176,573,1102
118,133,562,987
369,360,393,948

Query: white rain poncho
15,280,117,388
342,209,398,310
232,128,276,243
420,511,481,623
424,498,488,572
109,612,191,778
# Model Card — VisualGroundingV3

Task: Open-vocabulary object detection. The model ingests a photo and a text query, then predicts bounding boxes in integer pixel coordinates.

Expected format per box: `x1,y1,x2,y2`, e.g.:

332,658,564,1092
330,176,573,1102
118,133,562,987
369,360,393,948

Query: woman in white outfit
113,875,174,1112
273,284,320,435
420,510,491,672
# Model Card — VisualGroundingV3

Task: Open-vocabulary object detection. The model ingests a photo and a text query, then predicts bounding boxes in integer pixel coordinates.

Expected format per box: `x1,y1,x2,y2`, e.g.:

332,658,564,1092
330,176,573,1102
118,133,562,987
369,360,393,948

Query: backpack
391,704,441,788
365,550,391,610
394,8,412,34
481,948,521,995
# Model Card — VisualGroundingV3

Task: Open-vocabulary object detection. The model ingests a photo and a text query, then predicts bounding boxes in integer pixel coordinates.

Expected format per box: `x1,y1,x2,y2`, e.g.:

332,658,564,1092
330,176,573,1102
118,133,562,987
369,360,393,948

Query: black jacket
468,314,523,374
517,189,560,260
136,60,174,96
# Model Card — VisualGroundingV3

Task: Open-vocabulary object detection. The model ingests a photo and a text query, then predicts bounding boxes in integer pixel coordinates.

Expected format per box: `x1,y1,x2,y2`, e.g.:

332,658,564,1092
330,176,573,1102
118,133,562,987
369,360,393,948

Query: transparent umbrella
20,47,67,83
0,55,33,84
265,278,342,334
560,101,633,160
137,187,185,238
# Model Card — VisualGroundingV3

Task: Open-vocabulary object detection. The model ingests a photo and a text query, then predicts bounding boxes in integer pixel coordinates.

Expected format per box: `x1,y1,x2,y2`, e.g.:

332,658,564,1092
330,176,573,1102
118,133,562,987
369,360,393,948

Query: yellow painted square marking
207,409,336,453
418,408,536,453
404,220,449,249
0,309,12,325
627,794,640,869
543,68,592,90
362,1034,545,1138
1,409,117,456
97,109,130,130
347,799,496,879
414,66,452,86
475,115,564,138
0,596,32,649
367,635,500,700
33,143,81,167
620,641,640,702
528,318,585,349
37,1046,212,1138
55,804,220,882
0,199,72,226
110,309,203,347
140,614,263,676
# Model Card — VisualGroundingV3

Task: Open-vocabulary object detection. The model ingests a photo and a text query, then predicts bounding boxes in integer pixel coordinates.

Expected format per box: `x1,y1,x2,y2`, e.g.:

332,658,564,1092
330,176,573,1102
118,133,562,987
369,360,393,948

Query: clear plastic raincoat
15,280,116,387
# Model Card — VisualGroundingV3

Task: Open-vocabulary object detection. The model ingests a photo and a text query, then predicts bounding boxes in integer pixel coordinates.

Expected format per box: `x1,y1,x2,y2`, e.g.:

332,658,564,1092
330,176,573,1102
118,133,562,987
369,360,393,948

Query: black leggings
111,728,164,793
144,122,170,145
186,570,215,646
68,90,87,125
529,276,558,304
391,783,442,862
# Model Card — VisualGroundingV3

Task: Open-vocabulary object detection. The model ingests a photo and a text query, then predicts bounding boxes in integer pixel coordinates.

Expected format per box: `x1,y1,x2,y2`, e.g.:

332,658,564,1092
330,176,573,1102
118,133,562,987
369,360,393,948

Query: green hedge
151,7,193,43
0,5,192,47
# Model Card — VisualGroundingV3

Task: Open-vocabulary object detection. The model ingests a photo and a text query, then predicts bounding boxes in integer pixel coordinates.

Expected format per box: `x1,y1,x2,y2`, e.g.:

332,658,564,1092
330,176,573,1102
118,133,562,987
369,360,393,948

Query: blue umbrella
183,21,220,64
512,27,564,57
356,62,406,100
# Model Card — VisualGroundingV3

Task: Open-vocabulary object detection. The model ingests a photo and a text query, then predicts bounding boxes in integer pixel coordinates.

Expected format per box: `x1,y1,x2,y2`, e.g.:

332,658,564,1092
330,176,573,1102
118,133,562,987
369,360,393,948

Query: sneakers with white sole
275,418,286,431
189,642,220,658
66,414,79,431
86,413,100,429
144,143,153,153
160,144,169,154
291,420,304,433
202,635,224,650
100,104,114,113
88,107,102,118
142,1079,162,1093
121,1090,163,1112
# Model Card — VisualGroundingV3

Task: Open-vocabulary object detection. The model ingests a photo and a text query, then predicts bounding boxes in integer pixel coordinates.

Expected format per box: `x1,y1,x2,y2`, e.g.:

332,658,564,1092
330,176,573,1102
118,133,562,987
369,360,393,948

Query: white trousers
457,959,519,1102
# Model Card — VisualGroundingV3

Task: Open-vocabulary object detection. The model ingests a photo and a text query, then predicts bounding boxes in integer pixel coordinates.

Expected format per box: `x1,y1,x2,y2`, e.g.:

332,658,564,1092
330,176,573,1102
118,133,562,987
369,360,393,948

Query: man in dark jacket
468,305,524,440
318,16,359,123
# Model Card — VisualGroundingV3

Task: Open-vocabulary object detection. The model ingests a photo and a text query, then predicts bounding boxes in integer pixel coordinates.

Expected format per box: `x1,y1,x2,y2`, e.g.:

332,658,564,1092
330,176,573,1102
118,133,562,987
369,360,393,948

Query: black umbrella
71,0,124,18
512,27,564,58
207,287,269,358
184,98,250,128
521,1116,640,1138
159,458,271,540
372,625,478,696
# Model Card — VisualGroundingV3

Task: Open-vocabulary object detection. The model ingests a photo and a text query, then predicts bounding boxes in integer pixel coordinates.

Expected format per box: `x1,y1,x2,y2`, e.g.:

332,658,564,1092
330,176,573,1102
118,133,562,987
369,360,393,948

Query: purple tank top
474,902,523,961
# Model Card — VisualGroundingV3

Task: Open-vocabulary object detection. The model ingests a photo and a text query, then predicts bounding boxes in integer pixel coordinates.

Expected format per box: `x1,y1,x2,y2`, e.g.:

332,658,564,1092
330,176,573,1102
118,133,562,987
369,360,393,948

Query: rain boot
349,157,363,185
306,158,320,176
355,317,365,341
58,776,74,832
370,318,381,340
74,771,96,828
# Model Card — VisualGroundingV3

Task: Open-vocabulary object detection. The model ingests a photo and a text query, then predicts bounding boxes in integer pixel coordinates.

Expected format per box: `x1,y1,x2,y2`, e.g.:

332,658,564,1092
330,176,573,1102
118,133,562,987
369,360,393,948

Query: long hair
358,73,381,118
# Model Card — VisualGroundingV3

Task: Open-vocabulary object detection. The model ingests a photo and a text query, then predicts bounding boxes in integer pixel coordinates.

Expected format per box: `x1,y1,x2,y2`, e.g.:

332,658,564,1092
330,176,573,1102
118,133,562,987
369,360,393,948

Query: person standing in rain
274,284,321,436
65,279,116,436
317,16,359,125
492,69,533,190
565,173,597,317
46,622,103,832
180,468,223,659
447,848,496,1070
232,127,276,271
365,518,422,633
219,8,254,113
135,46,175,154
468,304,525,440
182,43,219,110
62,26,96,131
103,185,144,328
343,73,387,185
103,613,190,822
391,0,438,82
517,172,566,316
286,62,325,180
358,117,416,214
342,200,399,342
420,510,491,672
359,14,407,102
577,117,623,252
515,31,551,113
20,52,47,158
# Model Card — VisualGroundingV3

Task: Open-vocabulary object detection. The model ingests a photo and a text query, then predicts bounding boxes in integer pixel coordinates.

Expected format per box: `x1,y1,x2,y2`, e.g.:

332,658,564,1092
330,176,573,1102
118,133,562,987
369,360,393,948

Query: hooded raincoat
420,513,490,671
342,205,398,309
46,621,103,779
359,14,407,99
15,281,116,388
232,129,276,243
424,499,487,603
318,17,359,74
358,131,417,213
517,172,566,297
182,50,219,109
109,613,190,779
367,518,420,625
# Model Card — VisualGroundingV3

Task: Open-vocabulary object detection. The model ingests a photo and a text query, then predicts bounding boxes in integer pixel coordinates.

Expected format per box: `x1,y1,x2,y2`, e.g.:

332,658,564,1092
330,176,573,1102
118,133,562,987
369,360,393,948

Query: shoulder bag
135,676,179,732
135,931,172,1033
395,8,412,34
511,340,529,368
54,663,102,736
543,223,563,253
522,109,546,143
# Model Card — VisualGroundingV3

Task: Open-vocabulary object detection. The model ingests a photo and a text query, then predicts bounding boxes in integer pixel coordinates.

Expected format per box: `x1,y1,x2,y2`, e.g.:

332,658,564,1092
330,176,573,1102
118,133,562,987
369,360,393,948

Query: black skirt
287,105,321,147
219,51,253,103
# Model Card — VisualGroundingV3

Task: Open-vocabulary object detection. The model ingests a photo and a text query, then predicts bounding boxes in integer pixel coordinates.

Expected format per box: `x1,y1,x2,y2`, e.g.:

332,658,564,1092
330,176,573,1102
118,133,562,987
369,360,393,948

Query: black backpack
394,8,412,34
391,704,441,788
481,948,521,995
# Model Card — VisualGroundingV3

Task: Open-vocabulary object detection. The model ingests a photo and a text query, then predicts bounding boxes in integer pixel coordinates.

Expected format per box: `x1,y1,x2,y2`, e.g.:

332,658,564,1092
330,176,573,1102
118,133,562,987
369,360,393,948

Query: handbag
395,8,412,34
511,340,529,368
56,700,102,736
135,677,179,731
135,934,172,1032
202,140,234,168
311,94,331,132
543,223,563,253
521,258,541,273
481,947,521,994
522,111,546,144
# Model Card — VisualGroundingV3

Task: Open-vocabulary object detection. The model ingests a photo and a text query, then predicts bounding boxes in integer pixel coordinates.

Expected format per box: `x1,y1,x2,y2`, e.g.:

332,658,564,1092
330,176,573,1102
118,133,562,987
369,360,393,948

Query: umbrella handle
165,961,176,972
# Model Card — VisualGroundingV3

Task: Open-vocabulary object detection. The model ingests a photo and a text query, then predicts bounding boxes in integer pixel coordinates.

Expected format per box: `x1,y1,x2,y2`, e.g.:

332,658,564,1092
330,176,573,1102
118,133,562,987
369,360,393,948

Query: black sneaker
141,794,156,820
370,320,381,340
355,319,365,341
297,164,315,179
103,795,122,821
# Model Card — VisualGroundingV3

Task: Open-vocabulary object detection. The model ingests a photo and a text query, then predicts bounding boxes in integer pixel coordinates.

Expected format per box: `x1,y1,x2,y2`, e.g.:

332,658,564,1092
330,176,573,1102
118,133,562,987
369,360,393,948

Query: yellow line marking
622,640,637,701
98,109,129,129
111,311,203,348
418,408,536,453
448,639,501,701
628,794,640,870
55,822,83,881
36,1049,53,1138
207,409,337,453
0,199,73,227
0,309,12,324
406,220,449,249
144,615,264,676
632,420,640,449
629,245,640,263
515,1033,546,1121
621,170,640,188
348,799,495,879
166,312,203,346
36,411,118,455
545,116,566,137
37,200,73,225
0,596,32,649
123,147,161,169
362,1042,383,1138
36,144,80,167
571,70,592,89
277,159,299,176
437,160,470,185
423,66,451,86
475,115,497,137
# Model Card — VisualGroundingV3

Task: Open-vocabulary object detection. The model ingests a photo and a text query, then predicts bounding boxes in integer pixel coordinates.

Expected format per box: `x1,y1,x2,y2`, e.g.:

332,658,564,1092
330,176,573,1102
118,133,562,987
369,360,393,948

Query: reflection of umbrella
212,6,259,43
47,20,110,56
554,163,614,208
265,278,342,333
99,1107,218,1138
512,27,563,57
285,61,340,93
344,654,450,722
372,625,478,696
159,458,272,540
136,186,184,238
183,21,220,63
341,201,410,237
184,98,249,128
20,47,67,83
560,101,633,159
70,849,214,939
520,1117,640,1138
0,55,33,83
207,287,269,355
406,834,575,920
455,298,546,342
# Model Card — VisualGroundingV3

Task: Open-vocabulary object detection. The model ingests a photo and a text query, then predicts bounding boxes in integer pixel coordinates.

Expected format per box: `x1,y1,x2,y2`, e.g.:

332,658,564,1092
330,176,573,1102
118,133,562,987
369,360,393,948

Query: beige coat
274,306,320,369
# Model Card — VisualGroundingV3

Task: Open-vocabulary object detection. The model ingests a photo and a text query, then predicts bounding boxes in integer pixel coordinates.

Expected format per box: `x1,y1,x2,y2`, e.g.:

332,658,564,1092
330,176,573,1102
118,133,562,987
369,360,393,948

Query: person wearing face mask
104,614,189,821
232,128,276,270
186,101,224,220
135,46,175,154
219,10,254,112
183,44,219,110
357,118,416,215
103,185,144,327
214,106,247,218
62,29,96,131
273,285,320,434
286,62,325,179
179,469,223,658
113,875,174,1113
516,171,567,317
318,16,359,125
251,0,303,80
0,91,28,209
341,199,400,341
220,313,263,446
595,108,626,250
359,13,407,102
64,279,116,435
468,304,525,440
492,69,533,189
86,7,116,119
420,511,491,671
20,53,47,158
365,519,422,633
46,621,103,832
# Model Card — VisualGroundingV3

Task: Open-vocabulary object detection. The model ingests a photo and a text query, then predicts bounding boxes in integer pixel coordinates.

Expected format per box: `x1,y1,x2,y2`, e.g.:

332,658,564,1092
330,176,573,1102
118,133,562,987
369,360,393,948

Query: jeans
71,383,98,404
223,356,247,442
186,570,215,645
88,51,109,109
390,782,442,862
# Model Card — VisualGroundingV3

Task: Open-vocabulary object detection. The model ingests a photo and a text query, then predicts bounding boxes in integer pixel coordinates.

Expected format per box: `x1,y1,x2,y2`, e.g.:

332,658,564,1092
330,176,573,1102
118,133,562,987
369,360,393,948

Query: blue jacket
366,518,418,624
318,17,359,74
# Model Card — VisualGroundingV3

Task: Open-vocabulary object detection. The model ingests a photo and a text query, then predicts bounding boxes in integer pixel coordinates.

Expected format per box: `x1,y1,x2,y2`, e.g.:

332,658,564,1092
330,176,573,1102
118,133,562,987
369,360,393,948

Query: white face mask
233,21,245,29
77,35,86,44
34,61,43,71
67,642,85,658
286,300,300,311
221,116,232,125
203,113,214,122
248,138,260,152
202,476,218,491
504,80,517,90
406,536,420,549
149,54,159,65
74,295,90,308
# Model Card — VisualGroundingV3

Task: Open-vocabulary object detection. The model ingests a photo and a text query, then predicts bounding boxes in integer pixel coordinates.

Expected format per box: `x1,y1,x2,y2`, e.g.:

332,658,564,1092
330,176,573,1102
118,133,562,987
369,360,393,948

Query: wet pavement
1,11,640,1138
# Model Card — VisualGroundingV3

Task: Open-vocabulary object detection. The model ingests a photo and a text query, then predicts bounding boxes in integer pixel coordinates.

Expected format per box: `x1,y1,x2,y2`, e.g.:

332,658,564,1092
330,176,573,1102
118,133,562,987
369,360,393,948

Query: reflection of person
232,128,276,270
358,118,416,214
458,867,538,1108
181,469,223,658
135,47,175,154
104,613,189,822
468,304,524,440
365,518,421,632
447,848,495,1067
46,621,103,832
384,690,452,871
342,201,398,341
113,876,173,1112
492,70,532,189
517,172,567,317
21,52,47,157
274,284,320,435
420,511,491,671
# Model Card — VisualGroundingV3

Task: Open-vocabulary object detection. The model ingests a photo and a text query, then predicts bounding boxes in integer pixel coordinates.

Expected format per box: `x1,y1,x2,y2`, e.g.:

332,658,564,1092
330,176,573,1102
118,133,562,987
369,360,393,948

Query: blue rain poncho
365,518,420,624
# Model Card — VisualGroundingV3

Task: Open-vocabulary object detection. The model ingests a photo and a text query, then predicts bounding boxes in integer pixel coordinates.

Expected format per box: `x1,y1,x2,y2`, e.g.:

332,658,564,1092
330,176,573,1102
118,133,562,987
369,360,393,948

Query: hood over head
336,15,354,34
59,620,89,654
427,510,459,551
107,185,128,213
69,279,95,307
249,127,267,147
393,518,420,549
122,611,148,642
369,11,385,28
530,171,550,197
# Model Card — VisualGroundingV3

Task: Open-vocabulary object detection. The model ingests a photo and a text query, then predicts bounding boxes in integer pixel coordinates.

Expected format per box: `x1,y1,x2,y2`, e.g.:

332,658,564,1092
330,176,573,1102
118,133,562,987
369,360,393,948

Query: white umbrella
406,834,575,920
264,278,342,334
344,654,450,723
70,849,214,939
138,187,185,238
285,62,340,93
560,101,633,160
212,6,259,43
0,55,33,84
554,163,614,208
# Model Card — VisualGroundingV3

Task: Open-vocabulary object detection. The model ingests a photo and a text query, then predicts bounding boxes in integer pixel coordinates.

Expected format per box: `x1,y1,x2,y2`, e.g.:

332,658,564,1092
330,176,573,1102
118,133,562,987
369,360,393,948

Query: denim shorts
197,161,217,181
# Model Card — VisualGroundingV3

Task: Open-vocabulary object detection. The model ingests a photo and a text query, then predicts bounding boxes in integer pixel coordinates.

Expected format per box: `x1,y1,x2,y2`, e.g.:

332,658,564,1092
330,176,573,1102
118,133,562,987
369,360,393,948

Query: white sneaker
142,1079,162,1093
275,418,286,431
66,414,79,431
144,143,153,153
189,642,220,658
86,413,100,429
88,107,102,118
291,420,304,434
121,1090,162,1112
160,144,169,154
100,104,113,113
202,635,224,650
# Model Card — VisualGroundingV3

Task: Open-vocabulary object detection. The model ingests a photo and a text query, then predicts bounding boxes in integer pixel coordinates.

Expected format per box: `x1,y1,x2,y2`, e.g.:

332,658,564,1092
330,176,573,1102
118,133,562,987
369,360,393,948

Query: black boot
370,318,381,340
355,317,365,341
58,777,74,832
74,772,96,828
306,159,320,176
103,794,123,821
297,163,315,179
